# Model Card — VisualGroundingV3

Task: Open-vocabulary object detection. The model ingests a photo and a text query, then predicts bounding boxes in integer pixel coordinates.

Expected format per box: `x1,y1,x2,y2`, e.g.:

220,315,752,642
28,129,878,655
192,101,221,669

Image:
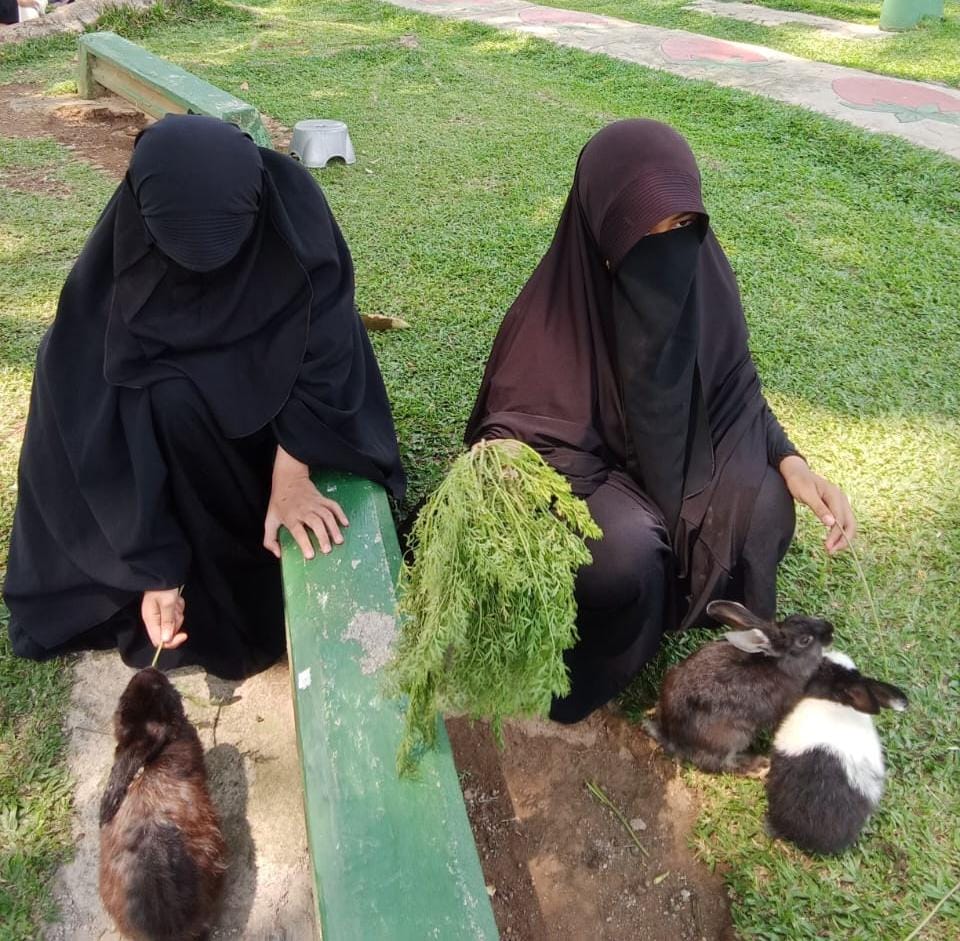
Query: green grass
1,0,958,937
0,619,74,938
0,138,117,941
536,0,960,87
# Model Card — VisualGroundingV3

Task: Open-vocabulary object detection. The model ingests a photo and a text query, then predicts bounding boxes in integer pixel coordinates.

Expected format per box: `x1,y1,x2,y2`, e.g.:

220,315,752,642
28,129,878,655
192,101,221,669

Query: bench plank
281,473,498,941
78,31,272,147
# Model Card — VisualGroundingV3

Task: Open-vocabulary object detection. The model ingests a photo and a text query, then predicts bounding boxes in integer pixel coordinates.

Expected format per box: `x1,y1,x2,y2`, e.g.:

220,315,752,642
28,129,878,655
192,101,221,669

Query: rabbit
765,650,908,855
99,668,227,941
644,599,834,774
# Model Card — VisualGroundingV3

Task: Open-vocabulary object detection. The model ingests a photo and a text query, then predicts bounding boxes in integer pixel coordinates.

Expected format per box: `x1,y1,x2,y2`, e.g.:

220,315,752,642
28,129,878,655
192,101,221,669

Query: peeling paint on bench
280,472,498,940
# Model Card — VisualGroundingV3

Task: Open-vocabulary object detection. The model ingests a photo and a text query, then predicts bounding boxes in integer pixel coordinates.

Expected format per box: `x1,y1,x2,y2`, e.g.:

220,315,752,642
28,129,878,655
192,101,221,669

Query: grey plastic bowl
289,119,356,169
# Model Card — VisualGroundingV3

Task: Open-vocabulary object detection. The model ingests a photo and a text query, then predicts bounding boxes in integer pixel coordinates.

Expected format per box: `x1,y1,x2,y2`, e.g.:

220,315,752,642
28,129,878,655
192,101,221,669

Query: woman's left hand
779,455,856,555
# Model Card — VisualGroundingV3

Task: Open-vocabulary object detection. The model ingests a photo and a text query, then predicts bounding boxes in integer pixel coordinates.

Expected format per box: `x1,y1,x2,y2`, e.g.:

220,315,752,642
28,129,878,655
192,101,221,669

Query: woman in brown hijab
466,120,855,723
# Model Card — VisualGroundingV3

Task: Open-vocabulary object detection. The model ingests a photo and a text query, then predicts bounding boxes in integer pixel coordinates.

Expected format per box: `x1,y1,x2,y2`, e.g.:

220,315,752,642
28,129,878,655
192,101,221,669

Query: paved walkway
683,0,884,39
387,0,960,158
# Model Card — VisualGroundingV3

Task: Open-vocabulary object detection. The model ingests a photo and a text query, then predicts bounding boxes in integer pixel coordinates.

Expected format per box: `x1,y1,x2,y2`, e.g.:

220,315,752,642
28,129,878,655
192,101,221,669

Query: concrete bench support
280,472,498,940
77,31,272,147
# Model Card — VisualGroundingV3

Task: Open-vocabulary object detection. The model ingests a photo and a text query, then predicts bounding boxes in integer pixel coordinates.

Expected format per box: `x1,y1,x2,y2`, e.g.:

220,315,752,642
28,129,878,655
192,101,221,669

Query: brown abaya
466,120,798,721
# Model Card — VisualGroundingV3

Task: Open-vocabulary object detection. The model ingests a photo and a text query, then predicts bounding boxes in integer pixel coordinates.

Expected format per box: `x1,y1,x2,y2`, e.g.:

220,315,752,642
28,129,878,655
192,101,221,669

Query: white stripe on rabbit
773,698,885,804
823,650,856,670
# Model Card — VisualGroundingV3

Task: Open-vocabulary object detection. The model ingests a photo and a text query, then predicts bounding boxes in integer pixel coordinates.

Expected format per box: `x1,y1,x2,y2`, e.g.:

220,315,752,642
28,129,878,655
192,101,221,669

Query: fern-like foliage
388,439,602,777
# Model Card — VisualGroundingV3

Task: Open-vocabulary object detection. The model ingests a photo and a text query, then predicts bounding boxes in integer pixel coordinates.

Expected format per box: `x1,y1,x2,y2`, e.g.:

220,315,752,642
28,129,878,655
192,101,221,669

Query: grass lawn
536,0,960,87
1,0,959,937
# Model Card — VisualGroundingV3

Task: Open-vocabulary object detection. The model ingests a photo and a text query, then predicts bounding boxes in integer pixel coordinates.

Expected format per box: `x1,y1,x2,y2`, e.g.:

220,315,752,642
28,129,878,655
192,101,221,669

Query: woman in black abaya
4,115,405,680
466,120,855,723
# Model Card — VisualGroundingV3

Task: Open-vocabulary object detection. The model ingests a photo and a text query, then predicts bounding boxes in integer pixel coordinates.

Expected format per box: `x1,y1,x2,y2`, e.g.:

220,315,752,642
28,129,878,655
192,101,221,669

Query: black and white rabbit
99,668,227,941
644,600,834,773
765,650,908,855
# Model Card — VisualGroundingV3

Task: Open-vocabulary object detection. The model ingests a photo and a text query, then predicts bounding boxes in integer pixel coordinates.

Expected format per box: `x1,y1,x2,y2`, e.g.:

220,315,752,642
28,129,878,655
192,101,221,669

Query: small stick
902,877,960,941
585,779,649,858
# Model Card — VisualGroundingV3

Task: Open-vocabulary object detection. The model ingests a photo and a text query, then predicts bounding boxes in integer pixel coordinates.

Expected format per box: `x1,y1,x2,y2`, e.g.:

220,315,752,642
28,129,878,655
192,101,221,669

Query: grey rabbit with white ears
644,599,834,774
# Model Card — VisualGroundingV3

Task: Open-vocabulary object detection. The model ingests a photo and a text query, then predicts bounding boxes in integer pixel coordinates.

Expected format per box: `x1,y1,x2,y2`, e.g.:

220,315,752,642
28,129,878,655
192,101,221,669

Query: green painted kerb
77,31,272,148
880,0,944,31
280,473,498,941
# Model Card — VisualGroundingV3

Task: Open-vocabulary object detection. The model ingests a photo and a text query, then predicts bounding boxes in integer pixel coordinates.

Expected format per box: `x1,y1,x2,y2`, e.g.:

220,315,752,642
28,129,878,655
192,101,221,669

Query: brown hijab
466,120,776,628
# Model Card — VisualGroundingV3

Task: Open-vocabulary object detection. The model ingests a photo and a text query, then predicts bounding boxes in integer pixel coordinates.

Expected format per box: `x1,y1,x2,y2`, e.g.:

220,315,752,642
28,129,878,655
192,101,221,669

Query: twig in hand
585,779,649,858
902,877,960,941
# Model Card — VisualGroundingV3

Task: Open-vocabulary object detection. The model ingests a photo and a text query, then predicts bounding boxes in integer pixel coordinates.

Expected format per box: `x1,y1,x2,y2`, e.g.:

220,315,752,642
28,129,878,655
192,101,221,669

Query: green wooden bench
77,31,272,147
280,473,498,940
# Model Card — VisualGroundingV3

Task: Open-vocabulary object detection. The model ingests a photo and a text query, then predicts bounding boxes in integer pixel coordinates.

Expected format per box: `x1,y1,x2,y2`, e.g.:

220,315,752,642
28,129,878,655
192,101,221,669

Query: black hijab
5,115,404,648
466,120,776,627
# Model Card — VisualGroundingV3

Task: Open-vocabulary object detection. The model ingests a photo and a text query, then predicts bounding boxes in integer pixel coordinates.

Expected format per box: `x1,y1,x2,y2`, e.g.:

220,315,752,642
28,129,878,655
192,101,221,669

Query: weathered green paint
880,0,944,30
280,473,498,941
77,32,272,147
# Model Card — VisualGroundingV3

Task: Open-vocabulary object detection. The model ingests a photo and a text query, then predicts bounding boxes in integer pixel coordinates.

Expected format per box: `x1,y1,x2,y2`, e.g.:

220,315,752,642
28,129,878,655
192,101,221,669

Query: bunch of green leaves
389,440,601,776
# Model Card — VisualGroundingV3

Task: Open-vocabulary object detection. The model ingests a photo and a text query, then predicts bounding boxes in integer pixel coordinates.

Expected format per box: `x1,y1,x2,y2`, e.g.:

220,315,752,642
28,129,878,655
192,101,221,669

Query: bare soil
448,712,736,941
0,83,148,178
0,85,292,180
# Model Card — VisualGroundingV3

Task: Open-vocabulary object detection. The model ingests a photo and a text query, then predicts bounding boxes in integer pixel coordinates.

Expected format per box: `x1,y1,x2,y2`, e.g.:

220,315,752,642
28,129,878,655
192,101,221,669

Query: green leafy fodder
389,440,601,776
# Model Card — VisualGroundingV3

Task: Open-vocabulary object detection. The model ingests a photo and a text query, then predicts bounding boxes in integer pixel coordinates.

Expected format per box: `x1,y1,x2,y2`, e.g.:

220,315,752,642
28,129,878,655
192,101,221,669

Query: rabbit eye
796,635,813,648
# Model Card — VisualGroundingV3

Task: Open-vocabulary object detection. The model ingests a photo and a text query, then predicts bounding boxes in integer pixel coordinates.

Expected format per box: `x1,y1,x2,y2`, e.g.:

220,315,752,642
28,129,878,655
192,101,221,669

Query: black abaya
5,115,404,678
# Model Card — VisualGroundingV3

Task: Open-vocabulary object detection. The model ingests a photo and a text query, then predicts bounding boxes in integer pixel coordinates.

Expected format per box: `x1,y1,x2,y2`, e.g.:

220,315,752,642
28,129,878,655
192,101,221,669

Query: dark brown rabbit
644,600,834,774
99,668,227,941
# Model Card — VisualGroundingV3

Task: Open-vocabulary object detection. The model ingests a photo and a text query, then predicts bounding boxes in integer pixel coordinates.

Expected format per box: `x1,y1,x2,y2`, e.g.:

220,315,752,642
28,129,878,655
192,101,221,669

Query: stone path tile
683,0,884,39
388,0,960,158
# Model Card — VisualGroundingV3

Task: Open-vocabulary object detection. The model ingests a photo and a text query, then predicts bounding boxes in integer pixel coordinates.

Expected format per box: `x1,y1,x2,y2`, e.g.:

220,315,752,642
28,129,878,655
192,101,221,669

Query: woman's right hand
141,588,187,650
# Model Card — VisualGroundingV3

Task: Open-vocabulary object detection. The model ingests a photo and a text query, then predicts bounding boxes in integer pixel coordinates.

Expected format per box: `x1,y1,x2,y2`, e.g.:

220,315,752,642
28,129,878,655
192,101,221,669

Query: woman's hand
142,588,187,650
779,455,856,555
263,446,349,560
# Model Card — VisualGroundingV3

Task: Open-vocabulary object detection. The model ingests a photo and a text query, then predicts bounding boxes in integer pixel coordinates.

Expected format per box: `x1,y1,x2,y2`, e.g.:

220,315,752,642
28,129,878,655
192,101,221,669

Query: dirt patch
0,84,147,178
0,162,72,195
0,83,293,176
448,711,737,941
261,113,292,152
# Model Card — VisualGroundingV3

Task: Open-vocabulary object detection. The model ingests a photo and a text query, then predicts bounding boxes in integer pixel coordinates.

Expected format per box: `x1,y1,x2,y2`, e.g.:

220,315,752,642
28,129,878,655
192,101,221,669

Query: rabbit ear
100,721,172,826
724,629,775,656
868,680,909,713
842,679,908,714
707,600,769,631
99,750,146,826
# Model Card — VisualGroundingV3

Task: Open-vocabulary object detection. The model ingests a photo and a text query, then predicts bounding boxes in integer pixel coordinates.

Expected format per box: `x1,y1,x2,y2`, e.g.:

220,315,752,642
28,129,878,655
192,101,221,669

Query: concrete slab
683,0,884,39
43,653,315,941
385,0,960,159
